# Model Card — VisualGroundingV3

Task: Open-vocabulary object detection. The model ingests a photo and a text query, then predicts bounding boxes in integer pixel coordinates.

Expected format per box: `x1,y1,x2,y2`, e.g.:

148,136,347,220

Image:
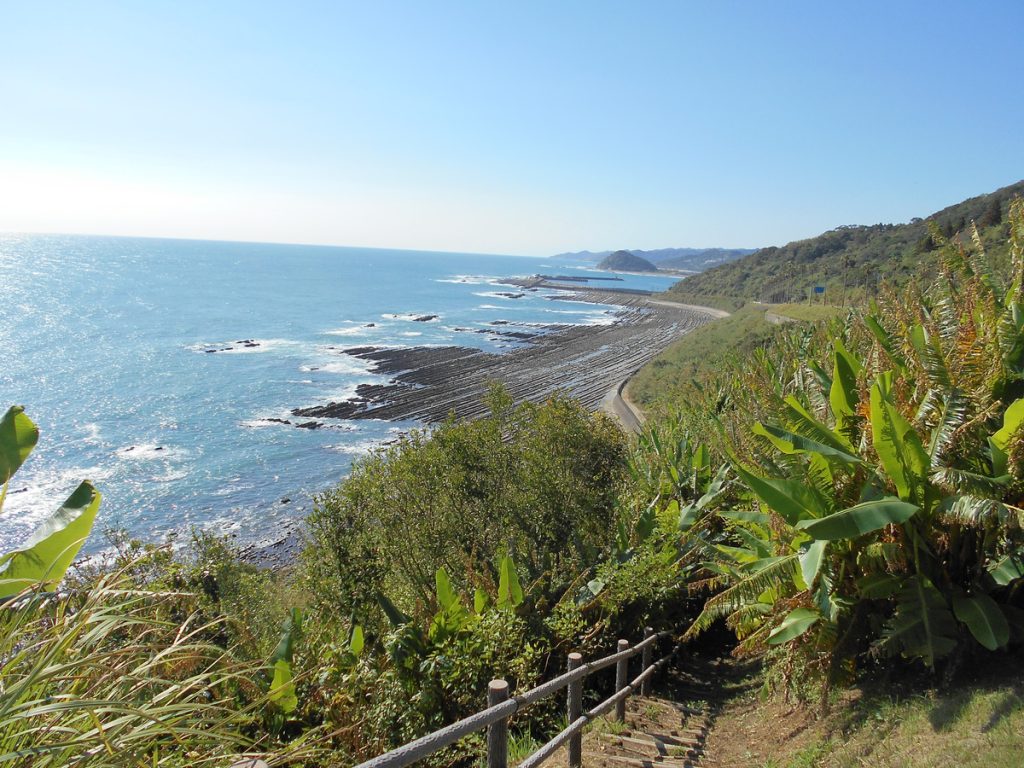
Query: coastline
291,283,717,425
245,282,724,566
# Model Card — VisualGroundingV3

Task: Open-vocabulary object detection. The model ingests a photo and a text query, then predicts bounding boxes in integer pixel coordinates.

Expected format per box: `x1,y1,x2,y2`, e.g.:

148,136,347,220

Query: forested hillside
3,199,1024,767
668,180,1024,303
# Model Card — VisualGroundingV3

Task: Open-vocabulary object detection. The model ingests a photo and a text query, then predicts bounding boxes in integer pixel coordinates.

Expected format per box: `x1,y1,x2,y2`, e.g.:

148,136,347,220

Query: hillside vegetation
668,180,1024,303
3,196,1024,767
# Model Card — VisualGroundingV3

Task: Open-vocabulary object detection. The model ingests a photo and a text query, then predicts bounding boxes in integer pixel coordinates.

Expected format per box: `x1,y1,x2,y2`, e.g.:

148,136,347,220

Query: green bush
302,387,628,628
659,201,1024,691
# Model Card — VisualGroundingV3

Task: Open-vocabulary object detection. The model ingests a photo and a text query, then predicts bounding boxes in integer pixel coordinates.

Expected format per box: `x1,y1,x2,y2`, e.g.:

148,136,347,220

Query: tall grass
0,564,325,767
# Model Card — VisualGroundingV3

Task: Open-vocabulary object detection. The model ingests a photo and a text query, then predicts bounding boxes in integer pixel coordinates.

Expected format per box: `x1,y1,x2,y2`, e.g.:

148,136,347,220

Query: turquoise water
0,234,679,552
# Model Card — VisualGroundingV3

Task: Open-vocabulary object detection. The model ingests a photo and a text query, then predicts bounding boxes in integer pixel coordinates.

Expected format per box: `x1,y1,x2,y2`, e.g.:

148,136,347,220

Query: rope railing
349,626,676,768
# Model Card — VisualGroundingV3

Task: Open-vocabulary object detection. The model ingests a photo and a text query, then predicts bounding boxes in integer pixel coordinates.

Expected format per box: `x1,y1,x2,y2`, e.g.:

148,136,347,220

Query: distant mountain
553,247,755,272
553,249,614,262
668,180,1024,304
596,250,660,272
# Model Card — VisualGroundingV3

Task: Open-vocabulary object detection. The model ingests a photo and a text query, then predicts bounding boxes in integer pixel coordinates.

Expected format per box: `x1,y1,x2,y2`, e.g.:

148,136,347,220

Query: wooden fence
351,627,675,768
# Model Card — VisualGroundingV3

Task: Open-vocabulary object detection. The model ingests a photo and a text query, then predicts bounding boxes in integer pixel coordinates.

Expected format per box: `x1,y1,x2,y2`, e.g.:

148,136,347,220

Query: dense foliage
303,389,628,627
669,180,1023,303
4,190,1024,765
656,201,1024,696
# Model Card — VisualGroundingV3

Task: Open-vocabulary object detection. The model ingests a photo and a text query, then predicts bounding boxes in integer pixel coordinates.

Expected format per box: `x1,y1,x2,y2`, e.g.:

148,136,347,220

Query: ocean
0,234,679,553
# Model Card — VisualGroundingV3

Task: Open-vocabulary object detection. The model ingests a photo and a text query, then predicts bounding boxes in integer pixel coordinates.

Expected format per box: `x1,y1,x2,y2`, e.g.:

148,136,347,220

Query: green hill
667,180,1024,304
596,250,660,272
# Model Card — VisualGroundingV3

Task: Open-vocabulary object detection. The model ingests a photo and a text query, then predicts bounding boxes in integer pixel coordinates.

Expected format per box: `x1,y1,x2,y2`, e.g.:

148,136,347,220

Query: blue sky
1,1,1021,255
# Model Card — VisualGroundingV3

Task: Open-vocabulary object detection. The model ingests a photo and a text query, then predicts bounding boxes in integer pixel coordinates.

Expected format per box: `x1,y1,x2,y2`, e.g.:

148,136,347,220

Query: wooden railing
351,627,675,768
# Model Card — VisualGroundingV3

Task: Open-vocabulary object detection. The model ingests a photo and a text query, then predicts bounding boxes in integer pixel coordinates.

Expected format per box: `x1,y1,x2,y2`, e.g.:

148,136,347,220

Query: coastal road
599,299,730,433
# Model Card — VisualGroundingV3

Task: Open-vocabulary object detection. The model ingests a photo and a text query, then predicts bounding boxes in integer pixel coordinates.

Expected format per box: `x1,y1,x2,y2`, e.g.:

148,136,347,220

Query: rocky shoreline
291,281,717,426
244,280,719,566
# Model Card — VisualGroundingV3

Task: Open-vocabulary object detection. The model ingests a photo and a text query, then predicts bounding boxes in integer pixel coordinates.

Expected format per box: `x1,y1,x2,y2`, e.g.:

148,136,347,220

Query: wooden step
598,733,702,752
585,753,695,768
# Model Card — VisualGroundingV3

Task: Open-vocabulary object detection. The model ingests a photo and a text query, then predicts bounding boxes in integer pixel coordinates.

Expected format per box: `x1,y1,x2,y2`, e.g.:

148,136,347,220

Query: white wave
545,308,612,316
188,338,302,355
475,303,530,312
325,326,366,336
0,464,114,539
150,469,188,483
117,443,188,461
301,359,376,375
327,439,384,456
401,331,423,337
472,290,529,300
434,275,499,285
381,313,441,322
80,422,103,442
240,407,300,428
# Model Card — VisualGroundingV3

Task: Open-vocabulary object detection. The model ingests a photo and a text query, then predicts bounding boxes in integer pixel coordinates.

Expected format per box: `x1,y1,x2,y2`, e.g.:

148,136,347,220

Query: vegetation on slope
596,250,660,272
4,196,1024,767
706,656,1024,767
627,304,780,407
654,202,1024,690
627,302,846,412
667,180,1024,303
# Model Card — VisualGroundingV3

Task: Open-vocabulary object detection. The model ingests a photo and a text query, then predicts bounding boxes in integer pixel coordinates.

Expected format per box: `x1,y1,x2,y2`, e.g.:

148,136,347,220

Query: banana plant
685,307,1024,668
0,406,101,599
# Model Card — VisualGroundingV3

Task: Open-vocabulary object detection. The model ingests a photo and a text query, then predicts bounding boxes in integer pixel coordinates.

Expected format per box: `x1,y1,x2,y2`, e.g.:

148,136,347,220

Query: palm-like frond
682,554,799,641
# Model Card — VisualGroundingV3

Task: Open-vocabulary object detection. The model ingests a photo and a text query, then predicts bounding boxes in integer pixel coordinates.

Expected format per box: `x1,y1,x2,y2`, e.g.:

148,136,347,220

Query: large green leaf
767,608,820,645
753,422,861,465
474,587,489,614
865,314,907,372
783,396,856,453
799,540,829,588
349,623,365,656
869,375,930,503
269,608,303,714
0,481,100,597
989,551,1024,586
952,592,1009,651
796,498,918,541
829,340,861,429
497,555,523,609
435,567,457,611
995,396,1024,447
376,592,411,627
990,398,1024,476
0,406,39,486
880,575,957,668
732,461,827,525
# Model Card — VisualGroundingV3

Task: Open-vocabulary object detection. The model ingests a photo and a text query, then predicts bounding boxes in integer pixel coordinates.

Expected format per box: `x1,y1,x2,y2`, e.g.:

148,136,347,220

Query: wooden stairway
587,697,716,768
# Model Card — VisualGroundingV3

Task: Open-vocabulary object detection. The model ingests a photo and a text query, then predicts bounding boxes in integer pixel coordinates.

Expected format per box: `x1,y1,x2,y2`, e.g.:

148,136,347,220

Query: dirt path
542,653,758,768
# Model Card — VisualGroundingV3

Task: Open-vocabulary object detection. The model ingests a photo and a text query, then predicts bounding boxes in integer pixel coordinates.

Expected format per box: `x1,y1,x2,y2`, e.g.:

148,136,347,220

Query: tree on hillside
979,197,1003,228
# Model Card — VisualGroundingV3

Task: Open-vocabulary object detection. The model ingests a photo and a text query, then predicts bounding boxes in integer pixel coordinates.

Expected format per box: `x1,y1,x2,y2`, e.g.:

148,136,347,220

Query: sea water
0,234,679,552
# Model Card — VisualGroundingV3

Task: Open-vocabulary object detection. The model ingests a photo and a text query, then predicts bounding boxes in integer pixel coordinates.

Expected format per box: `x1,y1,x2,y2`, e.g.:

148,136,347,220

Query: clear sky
1,1,1021,256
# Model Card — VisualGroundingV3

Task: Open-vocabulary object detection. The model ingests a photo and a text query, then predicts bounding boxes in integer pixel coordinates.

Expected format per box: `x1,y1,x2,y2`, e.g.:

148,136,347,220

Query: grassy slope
705,658,1024,768
626,305,775,408
769,302,845,322
627,302,846,410
665,180,1024,303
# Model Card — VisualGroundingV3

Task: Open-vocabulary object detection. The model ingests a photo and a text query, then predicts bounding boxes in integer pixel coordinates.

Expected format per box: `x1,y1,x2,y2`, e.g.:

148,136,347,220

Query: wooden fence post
641,626,654,696
567,652,583,768
487,679,509,768
615,639,629,722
